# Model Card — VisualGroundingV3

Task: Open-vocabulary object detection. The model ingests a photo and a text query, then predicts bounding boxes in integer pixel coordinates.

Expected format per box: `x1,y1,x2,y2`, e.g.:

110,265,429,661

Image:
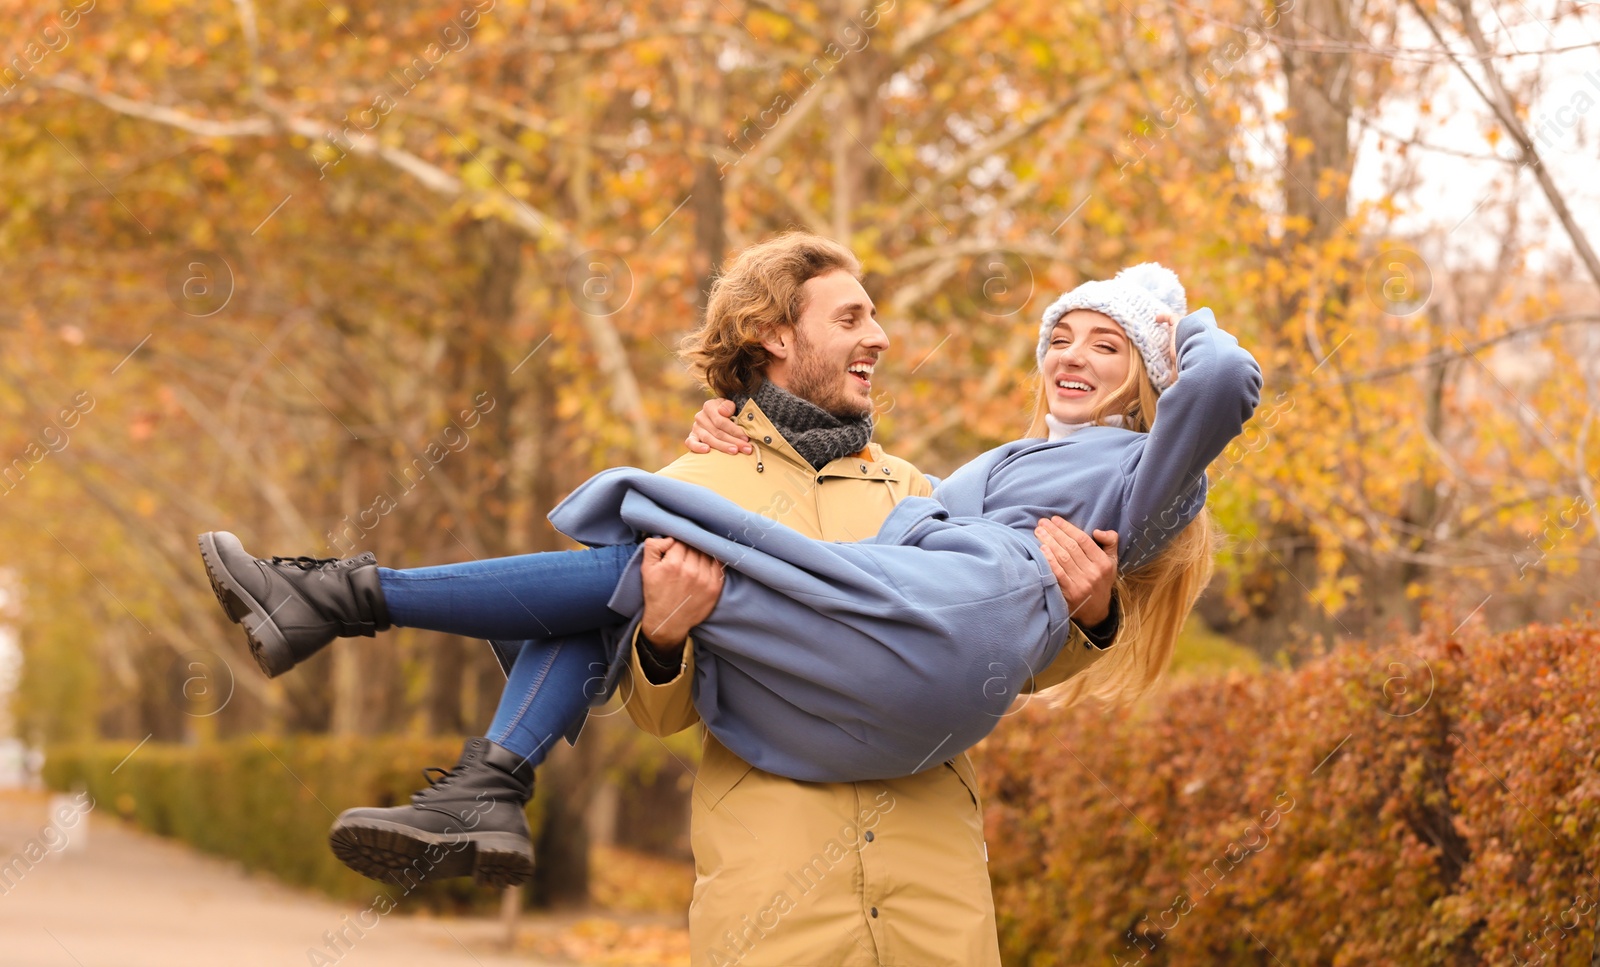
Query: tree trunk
1278,0,1354,244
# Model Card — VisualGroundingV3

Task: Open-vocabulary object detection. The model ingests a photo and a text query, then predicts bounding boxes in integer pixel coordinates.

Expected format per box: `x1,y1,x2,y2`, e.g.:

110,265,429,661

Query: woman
198,262,1261,886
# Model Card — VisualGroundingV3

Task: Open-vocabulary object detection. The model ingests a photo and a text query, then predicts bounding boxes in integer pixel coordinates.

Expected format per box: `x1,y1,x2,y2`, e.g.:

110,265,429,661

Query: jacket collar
734,399,906,483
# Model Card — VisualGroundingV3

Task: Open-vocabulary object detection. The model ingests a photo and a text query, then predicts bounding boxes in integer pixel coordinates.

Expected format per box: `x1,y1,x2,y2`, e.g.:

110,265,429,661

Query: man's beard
787,330,873,419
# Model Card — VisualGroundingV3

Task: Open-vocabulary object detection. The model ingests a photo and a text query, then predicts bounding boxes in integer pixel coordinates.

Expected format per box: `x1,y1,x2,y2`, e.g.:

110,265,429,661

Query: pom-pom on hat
1036,263,1188,393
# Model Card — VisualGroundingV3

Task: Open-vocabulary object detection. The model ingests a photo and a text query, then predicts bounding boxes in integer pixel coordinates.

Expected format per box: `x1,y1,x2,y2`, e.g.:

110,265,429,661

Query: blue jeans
377,544,634,766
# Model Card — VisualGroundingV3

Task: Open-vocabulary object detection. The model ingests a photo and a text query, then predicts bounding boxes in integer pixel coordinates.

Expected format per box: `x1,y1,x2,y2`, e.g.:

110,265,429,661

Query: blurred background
1,0,1597,963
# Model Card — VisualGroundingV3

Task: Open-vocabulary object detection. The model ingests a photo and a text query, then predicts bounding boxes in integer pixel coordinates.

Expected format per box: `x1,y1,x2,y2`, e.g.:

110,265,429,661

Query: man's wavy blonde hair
680,233,862,398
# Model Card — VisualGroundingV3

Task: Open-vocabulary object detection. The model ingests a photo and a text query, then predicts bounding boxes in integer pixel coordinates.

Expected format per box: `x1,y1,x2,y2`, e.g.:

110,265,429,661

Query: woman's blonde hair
680,233,862,399
1029,319,1217,708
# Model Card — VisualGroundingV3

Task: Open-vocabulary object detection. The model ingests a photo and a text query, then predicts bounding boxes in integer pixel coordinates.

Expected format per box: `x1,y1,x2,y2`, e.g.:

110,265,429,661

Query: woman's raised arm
1118,307,1262,569
685,399,753,454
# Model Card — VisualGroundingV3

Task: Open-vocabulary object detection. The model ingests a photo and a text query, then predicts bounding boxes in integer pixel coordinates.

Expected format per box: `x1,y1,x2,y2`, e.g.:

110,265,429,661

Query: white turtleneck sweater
1044,412,1126,441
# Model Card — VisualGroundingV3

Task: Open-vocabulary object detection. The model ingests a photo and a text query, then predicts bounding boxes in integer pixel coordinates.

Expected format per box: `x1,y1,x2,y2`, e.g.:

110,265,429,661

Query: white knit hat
1035,262,1188,393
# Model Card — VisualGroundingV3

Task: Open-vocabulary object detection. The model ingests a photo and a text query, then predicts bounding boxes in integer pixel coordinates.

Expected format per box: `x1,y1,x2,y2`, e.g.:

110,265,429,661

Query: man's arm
640,537,724,647
621,537,724,737
622,624,699,736
1036,515,1119,635
1024,516,1122,693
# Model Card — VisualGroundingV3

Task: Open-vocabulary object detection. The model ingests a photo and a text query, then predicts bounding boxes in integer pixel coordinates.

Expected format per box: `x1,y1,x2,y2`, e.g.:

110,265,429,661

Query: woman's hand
1154,311,1179,382
686,399,753,454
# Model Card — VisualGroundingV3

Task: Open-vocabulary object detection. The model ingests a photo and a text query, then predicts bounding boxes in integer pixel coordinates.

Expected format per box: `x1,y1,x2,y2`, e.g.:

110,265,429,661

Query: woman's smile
1053,374,1097,399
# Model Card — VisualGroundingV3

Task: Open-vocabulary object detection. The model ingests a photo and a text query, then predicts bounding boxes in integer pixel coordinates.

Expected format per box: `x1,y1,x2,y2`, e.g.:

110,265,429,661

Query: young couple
197,232,1261,966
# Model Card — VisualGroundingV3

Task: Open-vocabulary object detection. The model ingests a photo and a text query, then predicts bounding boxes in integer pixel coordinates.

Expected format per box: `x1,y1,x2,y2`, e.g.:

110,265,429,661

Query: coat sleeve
1119,307,1262,570
1019,619,1112,693
621,624,701,736
613,454,723,738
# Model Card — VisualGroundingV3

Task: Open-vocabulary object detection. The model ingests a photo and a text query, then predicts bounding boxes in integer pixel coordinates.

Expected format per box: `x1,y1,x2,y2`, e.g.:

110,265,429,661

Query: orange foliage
976,615,1600,965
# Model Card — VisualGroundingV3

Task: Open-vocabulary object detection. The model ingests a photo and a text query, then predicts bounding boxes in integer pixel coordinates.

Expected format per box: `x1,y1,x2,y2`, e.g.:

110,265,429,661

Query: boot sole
196,531,294,679
329,817,534,889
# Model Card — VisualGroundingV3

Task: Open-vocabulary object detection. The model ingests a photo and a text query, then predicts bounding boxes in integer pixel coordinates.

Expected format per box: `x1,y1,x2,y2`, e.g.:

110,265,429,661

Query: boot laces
421,765,455,787
271,554,342,570
410,765,458,805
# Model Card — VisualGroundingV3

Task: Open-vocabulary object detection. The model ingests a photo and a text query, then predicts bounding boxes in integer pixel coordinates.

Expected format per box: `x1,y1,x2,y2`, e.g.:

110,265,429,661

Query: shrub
41,735,544,910
976,615,1600,965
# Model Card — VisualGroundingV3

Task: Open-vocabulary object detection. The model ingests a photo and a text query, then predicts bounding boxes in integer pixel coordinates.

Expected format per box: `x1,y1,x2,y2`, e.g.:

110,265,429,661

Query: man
626,232,1120,966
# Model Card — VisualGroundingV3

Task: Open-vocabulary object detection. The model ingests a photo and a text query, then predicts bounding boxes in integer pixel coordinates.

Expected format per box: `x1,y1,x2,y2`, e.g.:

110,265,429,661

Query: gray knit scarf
735,380,874,470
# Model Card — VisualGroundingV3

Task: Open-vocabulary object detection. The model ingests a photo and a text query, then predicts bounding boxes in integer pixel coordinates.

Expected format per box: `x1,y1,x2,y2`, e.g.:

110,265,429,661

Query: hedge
41,735,542,909
975,615,1600,965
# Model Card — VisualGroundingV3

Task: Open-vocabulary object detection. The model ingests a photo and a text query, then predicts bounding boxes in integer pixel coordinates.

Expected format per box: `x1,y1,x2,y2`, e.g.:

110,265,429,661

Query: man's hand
686,399,753,455
1035,517,1117,627
640,536,726,650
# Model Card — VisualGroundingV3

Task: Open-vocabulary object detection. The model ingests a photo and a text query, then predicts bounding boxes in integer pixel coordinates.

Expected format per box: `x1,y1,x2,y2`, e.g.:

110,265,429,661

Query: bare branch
882,81,1110,231
41,73,274,138
230,0,266,107
500,20,756,55
466,95,645,155
1303,313,1600,387
42,73,672,463
743,0,823,41
892,0,997,59
1407,0,1600,289
888,238,1096,278
722,64,830,196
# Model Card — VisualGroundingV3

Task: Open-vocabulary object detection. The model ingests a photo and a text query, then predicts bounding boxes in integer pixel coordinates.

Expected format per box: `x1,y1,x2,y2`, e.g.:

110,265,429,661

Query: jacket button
870,907,879,918
882,467,891,475
864,830,874,842
860,463,868,473
763,435,772,443
817,475,824,483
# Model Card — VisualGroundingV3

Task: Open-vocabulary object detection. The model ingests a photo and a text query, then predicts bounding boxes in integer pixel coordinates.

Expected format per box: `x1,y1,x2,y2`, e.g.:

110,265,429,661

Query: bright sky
1349,1,1600,275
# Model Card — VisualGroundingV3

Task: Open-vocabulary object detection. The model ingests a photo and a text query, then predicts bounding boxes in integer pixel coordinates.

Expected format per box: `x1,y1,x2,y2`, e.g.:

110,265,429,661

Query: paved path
0,789,565,967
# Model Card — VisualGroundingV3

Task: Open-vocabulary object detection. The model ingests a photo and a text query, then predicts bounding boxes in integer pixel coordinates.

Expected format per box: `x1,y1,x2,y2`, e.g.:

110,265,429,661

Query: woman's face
1041,309,1132,424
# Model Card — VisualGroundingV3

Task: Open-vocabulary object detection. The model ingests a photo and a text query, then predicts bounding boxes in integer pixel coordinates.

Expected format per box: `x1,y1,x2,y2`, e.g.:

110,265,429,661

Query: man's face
778,270,889,419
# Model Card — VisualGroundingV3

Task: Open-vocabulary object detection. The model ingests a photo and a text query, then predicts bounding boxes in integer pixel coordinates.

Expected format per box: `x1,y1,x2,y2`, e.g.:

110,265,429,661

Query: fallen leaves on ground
588,844,695,915
519,917,689,967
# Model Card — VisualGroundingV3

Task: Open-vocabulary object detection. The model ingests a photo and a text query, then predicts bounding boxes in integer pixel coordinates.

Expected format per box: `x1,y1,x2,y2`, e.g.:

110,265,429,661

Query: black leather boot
197,530,390,678
328,737,536,888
